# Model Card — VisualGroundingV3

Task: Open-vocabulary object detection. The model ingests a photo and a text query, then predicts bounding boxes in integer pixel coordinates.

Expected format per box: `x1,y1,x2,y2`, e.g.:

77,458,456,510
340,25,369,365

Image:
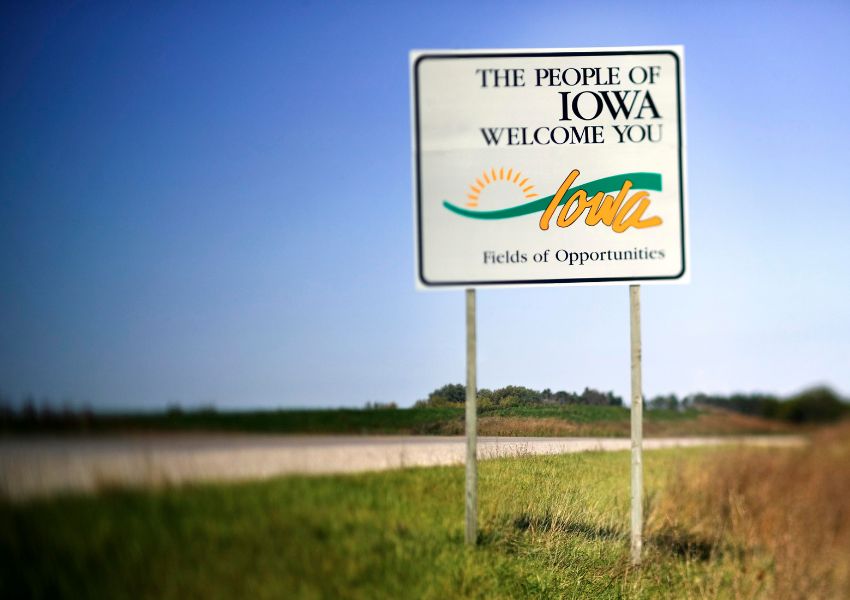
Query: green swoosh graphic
443,172,662,220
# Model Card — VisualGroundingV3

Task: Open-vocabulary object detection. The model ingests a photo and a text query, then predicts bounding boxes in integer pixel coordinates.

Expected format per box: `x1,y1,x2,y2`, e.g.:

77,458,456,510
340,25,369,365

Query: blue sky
2,1,849,410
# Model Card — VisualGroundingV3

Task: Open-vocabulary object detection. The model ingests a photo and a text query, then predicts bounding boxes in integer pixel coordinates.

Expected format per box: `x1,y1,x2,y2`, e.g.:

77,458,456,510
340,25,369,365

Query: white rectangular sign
411,47,688,288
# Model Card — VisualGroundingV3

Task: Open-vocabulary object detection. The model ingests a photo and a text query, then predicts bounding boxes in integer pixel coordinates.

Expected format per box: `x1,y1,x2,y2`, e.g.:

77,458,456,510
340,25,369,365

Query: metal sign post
629,284,643,565
465,288,478,546
410,47,687,551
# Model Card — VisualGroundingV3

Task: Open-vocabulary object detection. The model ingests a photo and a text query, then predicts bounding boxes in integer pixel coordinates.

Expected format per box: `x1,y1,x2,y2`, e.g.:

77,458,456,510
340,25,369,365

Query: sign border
412,48,687,288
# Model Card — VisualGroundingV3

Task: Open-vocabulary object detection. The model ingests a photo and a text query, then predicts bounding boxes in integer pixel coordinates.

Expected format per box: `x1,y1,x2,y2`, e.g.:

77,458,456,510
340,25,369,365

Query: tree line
416,383,849,423
2,384,847,427
669,387,848,423
414,384,623,409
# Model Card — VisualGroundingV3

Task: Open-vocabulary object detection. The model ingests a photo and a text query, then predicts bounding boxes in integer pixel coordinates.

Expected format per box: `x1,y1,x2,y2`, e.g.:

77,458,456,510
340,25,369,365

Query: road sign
411,47,687,288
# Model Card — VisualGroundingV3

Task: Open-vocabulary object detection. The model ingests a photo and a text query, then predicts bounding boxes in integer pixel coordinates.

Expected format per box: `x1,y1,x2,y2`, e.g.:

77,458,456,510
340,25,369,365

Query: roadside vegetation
0,384,845,437
2,423,848,599
652,420,850,598
417,383,849,424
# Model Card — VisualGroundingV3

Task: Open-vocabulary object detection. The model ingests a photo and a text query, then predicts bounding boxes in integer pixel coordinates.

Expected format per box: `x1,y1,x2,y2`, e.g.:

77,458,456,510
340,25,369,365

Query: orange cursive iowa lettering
539,169,662,233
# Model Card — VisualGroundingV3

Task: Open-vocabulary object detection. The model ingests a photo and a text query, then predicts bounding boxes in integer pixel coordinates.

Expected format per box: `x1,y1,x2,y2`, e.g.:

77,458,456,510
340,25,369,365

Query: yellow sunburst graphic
465,167,538,208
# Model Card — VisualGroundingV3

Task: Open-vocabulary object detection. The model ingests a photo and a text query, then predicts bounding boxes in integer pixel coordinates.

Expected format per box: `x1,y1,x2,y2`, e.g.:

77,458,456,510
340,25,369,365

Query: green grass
1,407,464,436
1,405,705,436
483,405,699,423
0,448,758,599
136,407,466,434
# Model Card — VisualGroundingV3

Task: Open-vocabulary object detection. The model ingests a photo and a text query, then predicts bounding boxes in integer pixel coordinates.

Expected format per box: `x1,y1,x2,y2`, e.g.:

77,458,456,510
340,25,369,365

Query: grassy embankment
3,423,847,599
0,404,793,437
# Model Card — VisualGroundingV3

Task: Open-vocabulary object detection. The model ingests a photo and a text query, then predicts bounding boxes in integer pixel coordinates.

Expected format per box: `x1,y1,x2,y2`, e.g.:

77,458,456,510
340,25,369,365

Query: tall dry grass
467,410,792,437
651,421,850,599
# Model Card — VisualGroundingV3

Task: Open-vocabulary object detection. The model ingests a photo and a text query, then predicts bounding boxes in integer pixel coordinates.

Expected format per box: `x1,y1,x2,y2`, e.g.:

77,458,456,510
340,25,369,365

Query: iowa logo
445,168,663,234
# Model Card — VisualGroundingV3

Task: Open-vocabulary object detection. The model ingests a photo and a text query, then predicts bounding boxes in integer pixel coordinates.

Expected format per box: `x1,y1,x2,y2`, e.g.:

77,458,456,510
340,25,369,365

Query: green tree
415,384,466,408
779,387,848,423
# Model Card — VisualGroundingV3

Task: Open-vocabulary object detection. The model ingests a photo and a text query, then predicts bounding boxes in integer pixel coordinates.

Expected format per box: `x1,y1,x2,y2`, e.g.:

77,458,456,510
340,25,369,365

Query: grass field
1,404,793,437
3,424,847,599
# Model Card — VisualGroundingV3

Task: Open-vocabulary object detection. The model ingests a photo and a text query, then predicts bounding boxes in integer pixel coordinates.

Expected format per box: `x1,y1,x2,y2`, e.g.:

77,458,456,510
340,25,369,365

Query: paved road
0,434,805,500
